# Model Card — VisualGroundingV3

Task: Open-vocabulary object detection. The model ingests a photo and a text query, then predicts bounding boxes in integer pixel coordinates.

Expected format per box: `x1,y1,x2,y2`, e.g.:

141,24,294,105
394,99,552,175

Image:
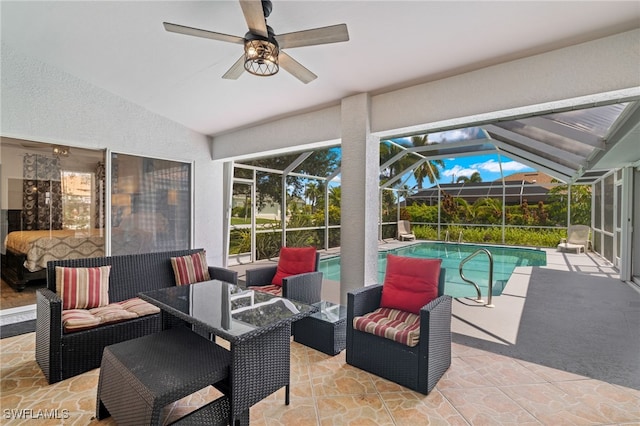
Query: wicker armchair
346,266,451,395
245,250,322,304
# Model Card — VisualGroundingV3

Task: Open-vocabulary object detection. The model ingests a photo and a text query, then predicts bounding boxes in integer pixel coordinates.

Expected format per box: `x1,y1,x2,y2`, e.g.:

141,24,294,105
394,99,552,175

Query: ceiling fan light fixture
52,145,69,157
244,31,279,77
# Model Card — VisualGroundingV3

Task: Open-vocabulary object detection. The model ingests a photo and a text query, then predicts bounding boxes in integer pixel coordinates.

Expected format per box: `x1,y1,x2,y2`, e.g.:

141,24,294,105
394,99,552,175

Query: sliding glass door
110,153,191,255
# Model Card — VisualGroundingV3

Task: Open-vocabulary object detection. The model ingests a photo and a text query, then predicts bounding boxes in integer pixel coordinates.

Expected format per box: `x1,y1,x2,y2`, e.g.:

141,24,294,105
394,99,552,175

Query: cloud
431,128,483,143
472,159,532,174
442,164,476,178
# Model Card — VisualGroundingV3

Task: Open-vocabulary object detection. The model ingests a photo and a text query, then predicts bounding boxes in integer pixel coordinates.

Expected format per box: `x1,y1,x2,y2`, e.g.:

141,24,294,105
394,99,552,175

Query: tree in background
380,136,445,190
243,149,339,211
456,171,482,183
546,182,591,226
304,181,322,213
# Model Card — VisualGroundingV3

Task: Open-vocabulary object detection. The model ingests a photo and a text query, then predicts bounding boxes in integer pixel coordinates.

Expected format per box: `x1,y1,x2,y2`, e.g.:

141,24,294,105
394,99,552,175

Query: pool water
318,242,547,298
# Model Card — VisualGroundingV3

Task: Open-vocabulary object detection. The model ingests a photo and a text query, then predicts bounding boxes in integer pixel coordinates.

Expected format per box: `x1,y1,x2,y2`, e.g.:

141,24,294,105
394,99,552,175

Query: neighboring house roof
499,171,556,189
410,172,554,205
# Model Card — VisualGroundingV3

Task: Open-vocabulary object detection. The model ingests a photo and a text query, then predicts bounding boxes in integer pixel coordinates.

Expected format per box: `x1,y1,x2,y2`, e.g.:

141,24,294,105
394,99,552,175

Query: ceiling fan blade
163,22,244,44
279,52,317,84
239,0,268,37
222,55,246,80
275,24,349,49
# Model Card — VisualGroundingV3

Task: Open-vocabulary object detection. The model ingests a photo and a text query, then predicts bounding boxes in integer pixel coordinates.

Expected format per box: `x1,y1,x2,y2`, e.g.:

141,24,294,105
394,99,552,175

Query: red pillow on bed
271,247,317,286
380,255,441,315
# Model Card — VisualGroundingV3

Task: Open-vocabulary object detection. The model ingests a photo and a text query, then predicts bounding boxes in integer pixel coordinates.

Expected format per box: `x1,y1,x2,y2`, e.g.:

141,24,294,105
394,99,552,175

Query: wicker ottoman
171,395,249,426
96,327,231,425
293,301,346,355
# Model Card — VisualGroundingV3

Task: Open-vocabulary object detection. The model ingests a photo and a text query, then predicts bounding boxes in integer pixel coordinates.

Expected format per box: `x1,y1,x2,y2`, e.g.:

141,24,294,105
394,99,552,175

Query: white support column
339,94,380,305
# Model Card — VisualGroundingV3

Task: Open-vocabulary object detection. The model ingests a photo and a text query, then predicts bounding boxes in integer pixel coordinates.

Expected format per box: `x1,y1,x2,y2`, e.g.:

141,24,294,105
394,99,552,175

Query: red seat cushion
271,247,317,286
380,254,441,315
353,307,421,347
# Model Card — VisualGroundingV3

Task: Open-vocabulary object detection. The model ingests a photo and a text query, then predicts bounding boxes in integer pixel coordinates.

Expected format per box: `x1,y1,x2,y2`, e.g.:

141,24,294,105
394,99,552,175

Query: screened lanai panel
546,103,629,139
291,147,340,178
411,143,496,159
480,102,634,184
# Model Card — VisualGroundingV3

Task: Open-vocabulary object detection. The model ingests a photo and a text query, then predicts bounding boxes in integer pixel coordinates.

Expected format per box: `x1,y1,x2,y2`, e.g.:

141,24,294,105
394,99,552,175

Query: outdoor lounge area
1,246,639,424
2,1,640,425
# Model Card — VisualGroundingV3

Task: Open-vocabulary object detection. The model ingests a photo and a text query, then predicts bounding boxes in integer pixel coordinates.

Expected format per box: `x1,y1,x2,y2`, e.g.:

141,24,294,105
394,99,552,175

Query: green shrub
405,204,438,223
412,225,564,248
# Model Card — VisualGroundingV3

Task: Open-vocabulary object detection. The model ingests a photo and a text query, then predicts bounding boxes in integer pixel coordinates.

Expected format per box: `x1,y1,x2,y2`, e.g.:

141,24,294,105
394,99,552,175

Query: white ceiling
2,1,639,136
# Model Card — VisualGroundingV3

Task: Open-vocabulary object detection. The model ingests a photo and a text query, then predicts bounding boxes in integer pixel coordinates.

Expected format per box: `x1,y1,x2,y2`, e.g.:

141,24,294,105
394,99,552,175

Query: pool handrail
459,248,495,308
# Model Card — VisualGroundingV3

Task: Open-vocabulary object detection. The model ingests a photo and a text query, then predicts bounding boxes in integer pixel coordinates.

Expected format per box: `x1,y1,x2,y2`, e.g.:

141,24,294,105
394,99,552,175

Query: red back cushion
56,266,111,310
171,251,210,285
380,254,441,315
271,247,317,286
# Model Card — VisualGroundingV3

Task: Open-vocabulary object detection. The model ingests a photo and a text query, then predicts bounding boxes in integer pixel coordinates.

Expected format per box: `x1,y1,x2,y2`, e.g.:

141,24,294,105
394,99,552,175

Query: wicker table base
96,327,231,425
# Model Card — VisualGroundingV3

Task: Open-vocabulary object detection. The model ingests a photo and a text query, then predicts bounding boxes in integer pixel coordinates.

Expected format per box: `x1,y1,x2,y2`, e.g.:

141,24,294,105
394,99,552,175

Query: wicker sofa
35,249,237,384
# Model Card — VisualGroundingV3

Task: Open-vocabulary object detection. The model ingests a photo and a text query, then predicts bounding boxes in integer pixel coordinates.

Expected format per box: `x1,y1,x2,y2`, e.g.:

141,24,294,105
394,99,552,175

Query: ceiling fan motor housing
261,0,273,18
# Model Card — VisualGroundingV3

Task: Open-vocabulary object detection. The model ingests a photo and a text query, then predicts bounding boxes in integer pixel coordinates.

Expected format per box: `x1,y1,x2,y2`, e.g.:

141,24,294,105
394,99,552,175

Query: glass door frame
231,176,256,264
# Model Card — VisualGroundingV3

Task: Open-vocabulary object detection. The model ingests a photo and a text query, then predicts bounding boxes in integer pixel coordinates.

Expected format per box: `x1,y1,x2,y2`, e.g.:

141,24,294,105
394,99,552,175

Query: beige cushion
61,309,101,333
118,298,161,316
90,304,138,324
61,297,160,334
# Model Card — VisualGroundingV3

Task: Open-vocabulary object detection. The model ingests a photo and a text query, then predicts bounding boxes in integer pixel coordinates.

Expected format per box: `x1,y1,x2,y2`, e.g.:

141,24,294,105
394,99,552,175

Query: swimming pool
318,242,547,298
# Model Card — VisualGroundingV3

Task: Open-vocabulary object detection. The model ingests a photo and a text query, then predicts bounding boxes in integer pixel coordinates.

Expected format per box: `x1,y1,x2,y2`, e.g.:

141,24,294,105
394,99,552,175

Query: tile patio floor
1,245,639,425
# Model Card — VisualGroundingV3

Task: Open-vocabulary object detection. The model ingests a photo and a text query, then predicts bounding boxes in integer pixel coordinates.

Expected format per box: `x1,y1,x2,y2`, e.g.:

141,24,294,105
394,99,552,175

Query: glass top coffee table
140,280,315,424
293,300,347,355
140,279,314,342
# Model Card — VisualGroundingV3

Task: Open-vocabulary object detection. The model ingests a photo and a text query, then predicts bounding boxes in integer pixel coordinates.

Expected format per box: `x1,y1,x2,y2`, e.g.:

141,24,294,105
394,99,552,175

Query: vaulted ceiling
2,1,638,138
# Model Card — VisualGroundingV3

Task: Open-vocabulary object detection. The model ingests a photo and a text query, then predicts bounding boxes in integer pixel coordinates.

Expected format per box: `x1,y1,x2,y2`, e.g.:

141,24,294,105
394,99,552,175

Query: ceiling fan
163,0,349,84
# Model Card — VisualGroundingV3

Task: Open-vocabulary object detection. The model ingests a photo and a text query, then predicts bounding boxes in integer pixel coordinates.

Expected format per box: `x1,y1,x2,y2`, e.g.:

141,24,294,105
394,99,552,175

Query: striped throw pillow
171,251,211,285
56,266,111,310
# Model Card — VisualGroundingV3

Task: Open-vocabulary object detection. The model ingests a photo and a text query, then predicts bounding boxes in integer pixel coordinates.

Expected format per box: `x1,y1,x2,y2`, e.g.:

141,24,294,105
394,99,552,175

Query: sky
396,127,536,188
437,154,535,185
321,129,538,191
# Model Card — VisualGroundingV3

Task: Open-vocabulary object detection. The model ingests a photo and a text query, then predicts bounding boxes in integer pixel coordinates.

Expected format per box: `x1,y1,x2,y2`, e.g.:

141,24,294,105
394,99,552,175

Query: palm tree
409,135,445,189
328,186,341,206
304,181,321,213
473,197,502,224
456,171,482,183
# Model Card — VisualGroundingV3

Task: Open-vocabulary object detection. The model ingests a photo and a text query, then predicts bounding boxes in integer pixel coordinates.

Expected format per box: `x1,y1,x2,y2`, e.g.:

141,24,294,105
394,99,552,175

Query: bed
2,229,104,292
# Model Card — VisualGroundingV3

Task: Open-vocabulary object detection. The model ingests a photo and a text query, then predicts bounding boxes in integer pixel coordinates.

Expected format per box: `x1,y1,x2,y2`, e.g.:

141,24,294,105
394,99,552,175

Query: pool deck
1,241,638,424
229,240,640,390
